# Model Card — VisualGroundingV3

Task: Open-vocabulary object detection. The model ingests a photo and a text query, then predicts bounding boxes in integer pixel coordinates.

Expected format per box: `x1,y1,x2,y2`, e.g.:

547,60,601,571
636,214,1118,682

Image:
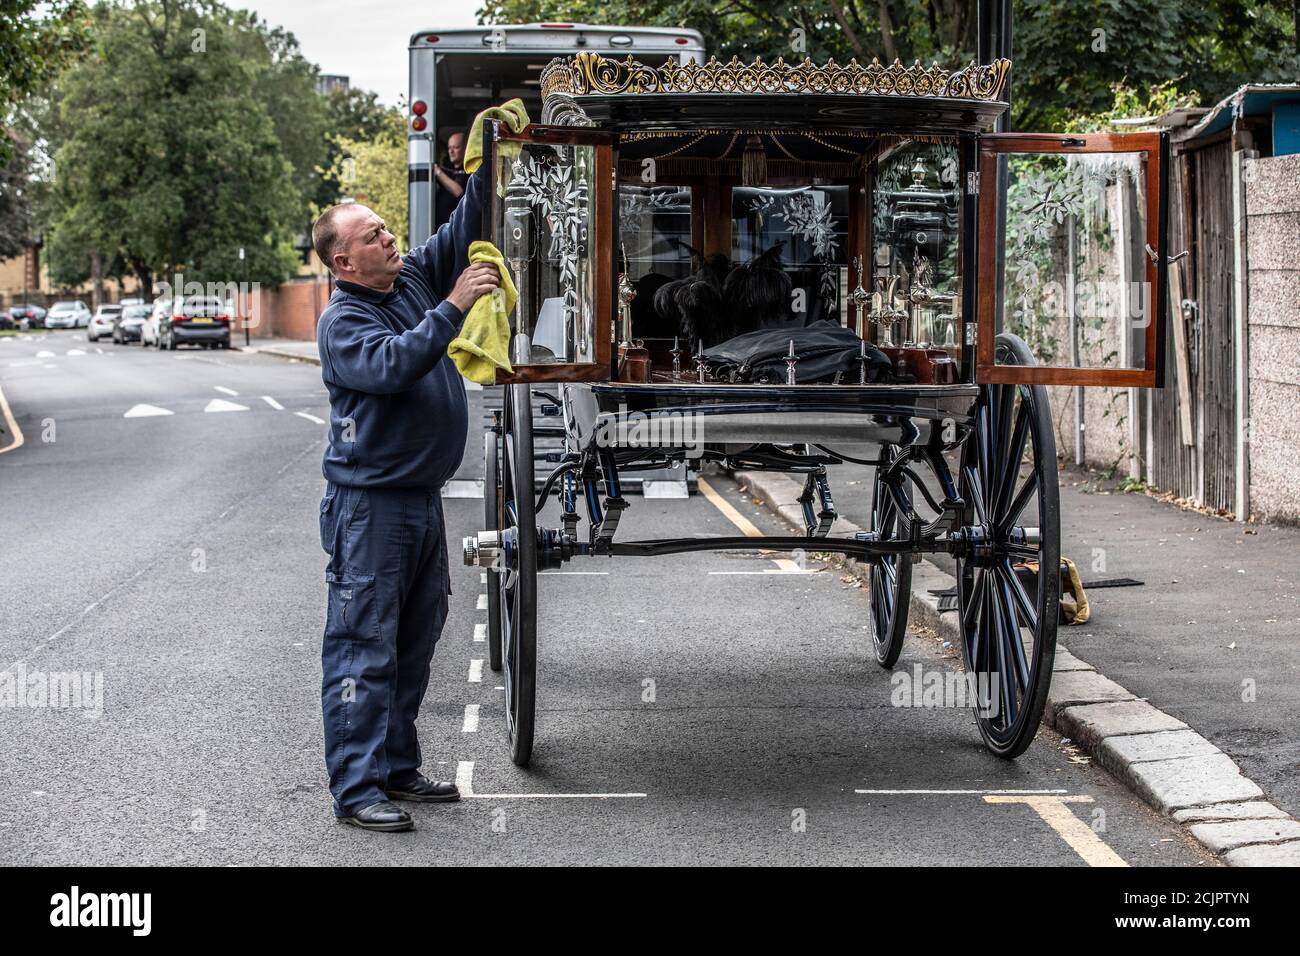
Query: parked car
9,304,47,328
158,295,232,350
119,297,146,307
141,298,171,347
46,300,91,329
0,311,12,331
112,303,152,344
88,304,122,342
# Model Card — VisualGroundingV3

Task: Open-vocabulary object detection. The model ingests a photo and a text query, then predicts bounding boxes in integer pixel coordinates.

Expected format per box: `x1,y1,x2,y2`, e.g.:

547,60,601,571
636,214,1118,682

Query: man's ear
331,248,351,276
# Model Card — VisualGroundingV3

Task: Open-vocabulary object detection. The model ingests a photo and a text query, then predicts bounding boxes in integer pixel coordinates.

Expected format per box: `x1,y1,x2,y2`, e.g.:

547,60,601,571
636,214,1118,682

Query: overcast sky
239,0,485,103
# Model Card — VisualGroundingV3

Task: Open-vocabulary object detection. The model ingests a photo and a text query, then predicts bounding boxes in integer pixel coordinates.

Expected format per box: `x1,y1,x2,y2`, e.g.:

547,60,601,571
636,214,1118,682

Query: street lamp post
238,247,249,347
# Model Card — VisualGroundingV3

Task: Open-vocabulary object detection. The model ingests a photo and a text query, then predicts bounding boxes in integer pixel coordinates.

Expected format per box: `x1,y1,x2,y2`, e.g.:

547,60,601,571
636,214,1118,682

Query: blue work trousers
319,482,451,816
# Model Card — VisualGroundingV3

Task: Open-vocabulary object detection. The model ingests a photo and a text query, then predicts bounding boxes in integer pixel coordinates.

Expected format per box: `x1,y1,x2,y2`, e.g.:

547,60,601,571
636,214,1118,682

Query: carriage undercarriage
467,334,1061,766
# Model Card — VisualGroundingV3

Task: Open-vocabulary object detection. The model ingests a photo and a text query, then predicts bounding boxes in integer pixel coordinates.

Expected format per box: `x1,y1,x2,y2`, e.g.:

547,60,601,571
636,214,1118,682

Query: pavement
0,330,1220,866
239,336,320,365
737,457,1300,867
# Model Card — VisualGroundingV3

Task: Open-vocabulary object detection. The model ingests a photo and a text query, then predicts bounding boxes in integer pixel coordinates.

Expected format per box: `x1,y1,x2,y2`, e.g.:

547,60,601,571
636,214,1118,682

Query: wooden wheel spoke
994,564,1032,693
992,404,1030,523
1000,559,1039,634
1002,465,1039,531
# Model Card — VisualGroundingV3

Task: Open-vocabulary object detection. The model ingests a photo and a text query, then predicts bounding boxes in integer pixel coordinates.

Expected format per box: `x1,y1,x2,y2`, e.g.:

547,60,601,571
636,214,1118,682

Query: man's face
447,133,465,169
332,206,401,291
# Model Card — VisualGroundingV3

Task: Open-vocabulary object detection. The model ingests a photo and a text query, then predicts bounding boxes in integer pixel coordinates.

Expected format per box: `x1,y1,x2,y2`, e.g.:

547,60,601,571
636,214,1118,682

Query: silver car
46,300,92,329
88,304,122,342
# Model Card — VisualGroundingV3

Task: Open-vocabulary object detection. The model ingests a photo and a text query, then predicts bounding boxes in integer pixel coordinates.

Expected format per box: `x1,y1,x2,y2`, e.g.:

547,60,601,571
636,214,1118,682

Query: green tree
44,0,307,293
0,0,90,108
475,0,1297,128
324,106,409,250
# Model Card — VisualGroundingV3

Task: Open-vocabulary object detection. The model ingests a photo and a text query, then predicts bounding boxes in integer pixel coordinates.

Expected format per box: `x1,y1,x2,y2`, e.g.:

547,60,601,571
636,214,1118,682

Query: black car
160,296,232,349
112,303,152,344
9,304,47,328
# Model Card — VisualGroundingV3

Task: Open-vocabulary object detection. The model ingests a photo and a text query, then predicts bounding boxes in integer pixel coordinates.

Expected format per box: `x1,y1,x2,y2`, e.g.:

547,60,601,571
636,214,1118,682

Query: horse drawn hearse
462,48,1171,765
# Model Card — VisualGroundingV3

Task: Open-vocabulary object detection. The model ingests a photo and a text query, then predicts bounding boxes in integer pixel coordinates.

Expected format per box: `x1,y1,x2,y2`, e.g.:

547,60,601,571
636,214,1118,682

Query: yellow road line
984,794,1128,867
0,384,24,456
696,476,763,537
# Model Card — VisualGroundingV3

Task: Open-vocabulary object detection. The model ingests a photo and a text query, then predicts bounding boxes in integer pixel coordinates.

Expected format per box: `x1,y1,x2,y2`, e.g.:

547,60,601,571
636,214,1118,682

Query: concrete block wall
1244,153,1300,524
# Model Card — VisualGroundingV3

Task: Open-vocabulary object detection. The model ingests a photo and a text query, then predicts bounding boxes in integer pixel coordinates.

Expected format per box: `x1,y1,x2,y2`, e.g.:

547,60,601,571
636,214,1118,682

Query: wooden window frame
488,123,616,385
976,131,1169,388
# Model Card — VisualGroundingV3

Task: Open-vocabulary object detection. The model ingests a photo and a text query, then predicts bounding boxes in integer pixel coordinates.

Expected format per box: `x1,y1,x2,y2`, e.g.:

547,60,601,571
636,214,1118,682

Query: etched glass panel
996,151,1149,370
495,141,596,365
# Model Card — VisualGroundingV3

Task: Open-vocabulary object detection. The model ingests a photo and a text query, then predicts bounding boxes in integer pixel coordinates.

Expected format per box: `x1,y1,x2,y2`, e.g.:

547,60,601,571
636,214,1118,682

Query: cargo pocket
319,491,337,555
325,570,381,642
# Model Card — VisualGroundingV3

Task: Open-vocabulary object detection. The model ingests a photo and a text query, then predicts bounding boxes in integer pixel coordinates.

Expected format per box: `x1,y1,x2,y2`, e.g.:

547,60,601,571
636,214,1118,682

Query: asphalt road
0,331,1215,866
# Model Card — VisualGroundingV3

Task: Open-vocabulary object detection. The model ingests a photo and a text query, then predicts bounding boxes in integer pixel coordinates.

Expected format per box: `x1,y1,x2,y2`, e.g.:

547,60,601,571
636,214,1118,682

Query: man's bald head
312,203,402,291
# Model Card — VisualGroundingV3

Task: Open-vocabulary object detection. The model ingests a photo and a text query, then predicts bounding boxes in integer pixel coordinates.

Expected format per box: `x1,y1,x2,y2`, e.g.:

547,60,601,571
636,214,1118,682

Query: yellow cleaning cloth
448,240,517,385
464,98,531,175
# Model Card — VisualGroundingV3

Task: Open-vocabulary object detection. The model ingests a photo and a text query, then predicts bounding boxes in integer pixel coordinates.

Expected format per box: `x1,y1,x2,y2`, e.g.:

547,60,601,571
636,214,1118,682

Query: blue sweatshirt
317,168,485,490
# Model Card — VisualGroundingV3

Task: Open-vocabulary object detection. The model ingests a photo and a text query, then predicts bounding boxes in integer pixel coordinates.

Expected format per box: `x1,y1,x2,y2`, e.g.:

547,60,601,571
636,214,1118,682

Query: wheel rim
496,385,536,764
869,445,911,667
957,336,1059,757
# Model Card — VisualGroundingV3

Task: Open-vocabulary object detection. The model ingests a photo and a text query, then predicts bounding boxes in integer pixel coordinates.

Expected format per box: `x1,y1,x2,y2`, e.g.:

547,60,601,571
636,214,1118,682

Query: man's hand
445,262,501,313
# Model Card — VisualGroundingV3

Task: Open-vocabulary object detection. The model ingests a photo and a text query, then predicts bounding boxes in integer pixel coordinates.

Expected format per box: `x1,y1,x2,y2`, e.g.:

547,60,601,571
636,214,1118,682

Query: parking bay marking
260,396,284,410
984,794,1128,868
214,386,239,397
854,790,1126,867
454,762,646,800
295,411,326,425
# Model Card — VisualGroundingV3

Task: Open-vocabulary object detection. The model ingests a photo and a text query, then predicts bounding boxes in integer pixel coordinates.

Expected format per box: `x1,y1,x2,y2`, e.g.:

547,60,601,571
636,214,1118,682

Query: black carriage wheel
868,444,913,668
498,383,537,767
956,333,1060,759
484,427,503,672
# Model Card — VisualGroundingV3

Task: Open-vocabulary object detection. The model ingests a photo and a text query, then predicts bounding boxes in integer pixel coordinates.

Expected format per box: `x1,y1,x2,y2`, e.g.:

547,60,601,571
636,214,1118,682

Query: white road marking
473,623,486,643
467,792,648,800
214,386,239,396
442,479,484,498
260,396,284,410
476,594,487,610
6,360,39,367
480,572,487,584
453,760,644,800
0,384,25,455
468,658,483,683
42,364,55,369
984,795,1128,867
66,349,85,356
462,704,480,732
295,411,326,425
35,350,54,358
456,761,475,796
708,569,820,575
539,571,609,575
95,348,103,354
124,404,173,418
204,398,248,413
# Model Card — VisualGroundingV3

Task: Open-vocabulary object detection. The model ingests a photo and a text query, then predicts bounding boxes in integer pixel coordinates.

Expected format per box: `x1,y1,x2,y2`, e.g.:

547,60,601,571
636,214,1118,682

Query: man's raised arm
319,301,463,395
407,165,487,300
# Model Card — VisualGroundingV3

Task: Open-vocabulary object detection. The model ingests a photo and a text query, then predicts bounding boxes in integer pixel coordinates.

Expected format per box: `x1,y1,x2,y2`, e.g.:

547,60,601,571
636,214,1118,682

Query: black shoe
338,800,414,832
385,775,461,803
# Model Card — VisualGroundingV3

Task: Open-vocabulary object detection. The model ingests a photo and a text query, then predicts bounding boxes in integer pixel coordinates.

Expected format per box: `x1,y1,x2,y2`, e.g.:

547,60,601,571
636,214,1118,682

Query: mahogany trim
976,131,1165,389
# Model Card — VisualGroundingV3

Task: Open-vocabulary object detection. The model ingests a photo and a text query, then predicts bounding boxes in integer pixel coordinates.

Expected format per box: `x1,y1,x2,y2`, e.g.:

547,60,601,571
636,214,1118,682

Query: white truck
406,21,705,248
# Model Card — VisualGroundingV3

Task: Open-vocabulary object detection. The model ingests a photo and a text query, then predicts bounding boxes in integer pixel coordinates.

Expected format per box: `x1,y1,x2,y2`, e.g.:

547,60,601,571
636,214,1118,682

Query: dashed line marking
295,411,326,425
468,659,484,683
260,396,284,410
476,594,487,610
473,623,486,643
462,704,480,732
214,386,239,396
456,761,475,796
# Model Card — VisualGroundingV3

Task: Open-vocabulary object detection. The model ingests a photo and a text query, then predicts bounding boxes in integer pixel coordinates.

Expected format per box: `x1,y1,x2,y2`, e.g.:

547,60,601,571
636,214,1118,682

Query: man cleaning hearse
310,100,526,832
